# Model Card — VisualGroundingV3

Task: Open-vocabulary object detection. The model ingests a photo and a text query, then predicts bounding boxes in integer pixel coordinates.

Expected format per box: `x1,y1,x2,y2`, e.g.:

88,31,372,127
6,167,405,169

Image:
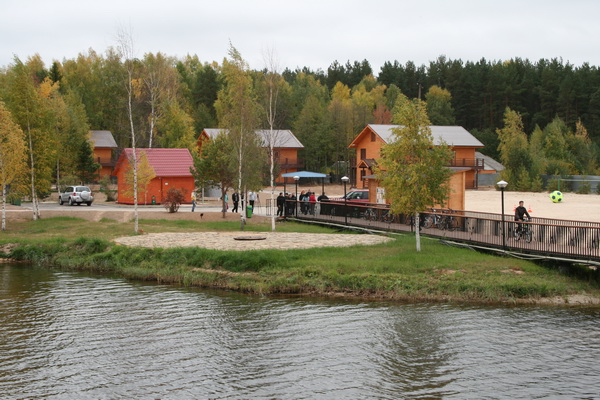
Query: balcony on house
447,157,485,170
278,157,304,169
96,156,117,168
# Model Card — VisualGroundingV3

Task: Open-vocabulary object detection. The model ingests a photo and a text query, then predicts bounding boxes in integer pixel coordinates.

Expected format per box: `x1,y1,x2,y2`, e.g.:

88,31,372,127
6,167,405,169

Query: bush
163,188,186,213
99,176,116,201
577,182,591,194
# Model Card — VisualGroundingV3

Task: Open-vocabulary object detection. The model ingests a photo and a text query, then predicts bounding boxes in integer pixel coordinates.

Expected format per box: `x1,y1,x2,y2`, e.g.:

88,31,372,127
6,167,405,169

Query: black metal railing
274,200,600,263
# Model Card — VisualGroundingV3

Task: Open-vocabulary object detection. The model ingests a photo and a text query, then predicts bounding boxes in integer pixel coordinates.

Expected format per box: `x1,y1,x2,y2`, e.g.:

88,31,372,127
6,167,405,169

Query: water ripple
1,264,600,399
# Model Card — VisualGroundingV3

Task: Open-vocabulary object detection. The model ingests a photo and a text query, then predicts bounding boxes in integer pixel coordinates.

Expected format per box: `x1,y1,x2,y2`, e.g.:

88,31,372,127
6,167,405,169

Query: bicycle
513,218,533,243
422,209,440,229
363,208,377,221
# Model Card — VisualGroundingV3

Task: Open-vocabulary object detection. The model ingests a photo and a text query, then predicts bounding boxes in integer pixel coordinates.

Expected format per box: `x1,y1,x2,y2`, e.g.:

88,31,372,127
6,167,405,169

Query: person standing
249,191,256,208
308,191,317,215
232,192,239,213
191,191,197,212
222,192,229,213
276,192,285,217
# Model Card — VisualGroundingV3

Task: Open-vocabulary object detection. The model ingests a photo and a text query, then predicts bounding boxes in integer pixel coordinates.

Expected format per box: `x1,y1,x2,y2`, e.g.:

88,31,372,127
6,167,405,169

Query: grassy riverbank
2,216,600,305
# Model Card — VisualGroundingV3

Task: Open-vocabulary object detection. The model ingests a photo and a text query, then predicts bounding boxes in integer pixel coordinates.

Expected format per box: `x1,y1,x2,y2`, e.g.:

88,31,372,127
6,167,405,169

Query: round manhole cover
233,236,267,241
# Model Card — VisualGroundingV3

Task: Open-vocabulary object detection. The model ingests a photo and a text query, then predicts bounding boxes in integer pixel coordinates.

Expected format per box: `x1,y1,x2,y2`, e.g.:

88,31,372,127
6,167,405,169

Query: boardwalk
282,201,600,265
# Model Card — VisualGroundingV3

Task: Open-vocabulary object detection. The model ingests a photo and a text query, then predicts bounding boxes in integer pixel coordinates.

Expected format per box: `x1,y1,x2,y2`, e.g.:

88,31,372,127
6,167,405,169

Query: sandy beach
465,189,600,223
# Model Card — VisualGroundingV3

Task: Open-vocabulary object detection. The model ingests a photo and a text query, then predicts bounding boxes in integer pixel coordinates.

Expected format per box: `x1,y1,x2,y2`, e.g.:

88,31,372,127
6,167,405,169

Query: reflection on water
1,263,600,399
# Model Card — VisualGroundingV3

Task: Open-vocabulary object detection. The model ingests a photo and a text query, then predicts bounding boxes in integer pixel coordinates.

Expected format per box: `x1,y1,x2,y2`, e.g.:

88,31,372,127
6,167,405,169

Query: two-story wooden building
199,129,304,184
349,124,484,210
90,130,118,179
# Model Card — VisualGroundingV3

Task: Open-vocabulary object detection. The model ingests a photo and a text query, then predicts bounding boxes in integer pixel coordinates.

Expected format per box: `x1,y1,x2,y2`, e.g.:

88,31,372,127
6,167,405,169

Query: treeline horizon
1,50,600,177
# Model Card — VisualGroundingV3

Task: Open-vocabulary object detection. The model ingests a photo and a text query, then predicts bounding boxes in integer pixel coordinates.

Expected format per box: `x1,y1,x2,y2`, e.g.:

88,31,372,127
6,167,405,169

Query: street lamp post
294,175,300,218
341,176,349,226
497,180,508,251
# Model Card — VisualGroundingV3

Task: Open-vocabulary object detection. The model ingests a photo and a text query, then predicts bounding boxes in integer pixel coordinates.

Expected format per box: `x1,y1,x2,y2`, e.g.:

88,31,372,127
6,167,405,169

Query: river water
1,263,600,399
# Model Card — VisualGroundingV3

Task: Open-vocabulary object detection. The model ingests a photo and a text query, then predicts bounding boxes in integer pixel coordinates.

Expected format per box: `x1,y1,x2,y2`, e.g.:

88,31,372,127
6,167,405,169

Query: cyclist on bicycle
514,201,531,235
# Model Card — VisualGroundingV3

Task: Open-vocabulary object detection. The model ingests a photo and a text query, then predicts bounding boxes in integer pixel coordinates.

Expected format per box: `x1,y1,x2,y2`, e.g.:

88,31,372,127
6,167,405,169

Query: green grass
2,217,599,304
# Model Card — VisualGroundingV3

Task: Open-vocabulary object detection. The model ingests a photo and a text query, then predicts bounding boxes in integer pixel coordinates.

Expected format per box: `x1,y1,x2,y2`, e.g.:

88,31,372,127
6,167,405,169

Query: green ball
550,190,563,203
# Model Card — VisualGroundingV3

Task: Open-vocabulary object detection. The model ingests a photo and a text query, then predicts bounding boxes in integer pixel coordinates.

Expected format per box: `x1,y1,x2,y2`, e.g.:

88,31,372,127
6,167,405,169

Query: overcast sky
2,0,599,74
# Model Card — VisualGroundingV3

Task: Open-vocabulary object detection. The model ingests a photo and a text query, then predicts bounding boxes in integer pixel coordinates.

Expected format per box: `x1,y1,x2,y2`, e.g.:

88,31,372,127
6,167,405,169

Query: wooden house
348,124,484,210
90,130,118,178
199,129,304,183
112,148,195,204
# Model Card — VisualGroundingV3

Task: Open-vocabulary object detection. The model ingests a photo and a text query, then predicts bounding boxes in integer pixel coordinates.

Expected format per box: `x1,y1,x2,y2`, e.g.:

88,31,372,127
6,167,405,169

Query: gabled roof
114,148,193,177
203,128,304,149
90,130,118,148
349,124,484,148
475,151,505,171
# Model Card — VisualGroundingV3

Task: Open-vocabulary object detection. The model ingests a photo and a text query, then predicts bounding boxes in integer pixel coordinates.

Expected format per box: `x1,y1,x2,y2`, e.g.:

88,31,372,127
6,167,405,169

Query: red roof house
112,148,195,204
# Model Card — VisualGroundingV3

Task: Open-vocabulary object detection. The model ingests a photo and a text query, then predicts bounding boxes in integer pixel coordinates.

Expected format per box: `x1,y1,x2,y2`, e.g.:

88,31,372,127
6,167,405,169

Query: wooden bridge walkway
274,201,600,265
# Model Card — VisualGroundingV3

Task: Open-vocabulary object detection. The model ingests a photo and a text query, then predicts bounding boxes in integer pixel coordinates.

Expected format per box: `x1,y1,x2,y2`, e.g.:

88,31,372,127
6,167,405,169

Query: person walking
249,191,256,208
222,193,229,213
232,192,239,213
191,191,197,212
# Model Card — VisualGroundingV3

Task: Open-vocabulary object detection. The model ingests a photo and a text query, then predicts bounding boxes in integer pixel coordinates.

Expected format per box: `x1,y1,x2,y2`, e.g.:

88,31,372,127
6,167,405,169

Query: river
1,263,599,399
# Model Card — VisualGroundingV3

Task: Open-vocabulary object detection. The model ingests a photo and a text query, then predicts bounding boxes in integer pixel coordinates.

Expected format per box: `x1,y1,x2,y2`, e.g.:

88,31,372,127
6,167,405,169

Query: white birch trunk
238,125,245,231
26,123,39,221
1,184,6,231
148,103,155,148
128,80,138,233
415,212,421,252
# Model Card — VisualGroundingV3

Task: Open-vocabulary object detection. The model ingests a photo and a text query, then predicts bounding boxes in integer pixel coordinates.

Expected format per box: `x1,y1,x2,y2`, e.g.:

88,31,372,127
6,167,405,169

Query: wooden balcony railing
448,158,485,169
96,157,117,167
278,158,304,169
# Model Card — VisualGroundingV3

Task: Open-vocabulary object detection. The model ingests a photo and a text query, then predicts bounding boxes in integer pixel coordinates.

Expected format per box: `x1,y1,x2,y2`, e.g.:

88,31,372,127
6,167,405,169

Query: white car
59,186,94,206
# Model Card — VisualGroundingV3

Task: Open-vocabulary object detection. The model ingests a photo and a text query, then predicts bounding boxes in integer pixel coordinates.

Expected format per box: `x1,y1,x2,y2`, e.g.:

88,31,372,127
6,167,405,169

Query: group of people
191,190,258,213
276,190,329,217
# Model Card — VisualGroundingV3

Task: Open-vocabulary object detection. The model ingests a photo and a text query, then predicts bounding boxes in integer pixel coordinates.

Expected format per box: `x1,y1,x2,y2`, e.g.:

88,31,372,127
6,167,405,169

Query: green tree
375,98,453,251
497,107,533,189
122,150,156,205
425,85,456,125
0,102,27,231
140,52,180,148
4,57,56,220
156,100,196,150
191,131,236,218
214,44,262,227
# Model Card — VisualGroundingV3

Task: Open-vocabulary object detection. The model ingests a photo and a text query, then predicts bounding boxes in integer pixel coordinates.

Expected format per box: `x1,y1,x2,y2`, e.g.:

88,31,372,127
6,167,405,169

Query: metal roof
203,128,304,149
116,148,193,177
367,124,484,147
90,130,118,148
281,171,327,178
475,151,505,171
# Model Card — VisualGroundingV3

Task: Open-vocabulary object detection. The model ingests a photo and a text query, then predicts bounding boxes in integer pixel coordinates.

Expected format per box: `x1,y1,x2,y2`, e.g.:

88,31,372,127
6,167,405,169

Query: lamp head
341,176,349,183
293,176,300,182
497,180,508,189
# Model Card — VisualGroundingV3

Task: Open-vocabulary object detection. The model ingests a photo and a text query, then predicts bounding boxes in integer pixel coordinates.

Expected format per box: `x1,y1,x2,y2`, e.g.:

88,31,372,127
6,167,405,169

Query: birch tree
261,47,284,231
116,26,140,233
214,44,261,229
122,150,156,205
0,102,27,231
4,57,55,220
375,98,453,252
141,52,179,148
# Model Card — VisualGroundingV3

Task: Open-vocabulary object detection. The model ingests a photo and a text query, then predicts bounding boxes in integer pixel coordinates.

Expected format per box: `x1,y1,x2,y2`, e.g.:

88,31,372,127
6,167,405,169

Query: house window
370,132,376,142
360,148,366,160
